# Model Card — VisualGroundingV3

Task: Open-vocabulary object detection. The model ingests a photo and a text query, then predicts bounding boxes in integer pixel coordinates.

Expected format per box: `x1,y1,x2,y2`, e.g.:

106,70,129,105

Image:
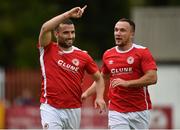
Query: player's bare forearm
39,9,71,47
111,70,157,88
81,82,96,100
129,70,157,87
87,72,110,97
91,71,106,113
81,71,104,100
41,5,87,34
92,72,105,99
39,5,87,47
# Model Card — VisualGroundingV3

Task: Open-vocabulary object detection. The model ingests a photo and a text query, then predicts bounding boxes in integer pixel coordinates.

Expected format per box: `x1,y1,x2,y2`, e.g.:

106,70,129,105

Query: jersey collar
61,46,75,54
115,44,135,53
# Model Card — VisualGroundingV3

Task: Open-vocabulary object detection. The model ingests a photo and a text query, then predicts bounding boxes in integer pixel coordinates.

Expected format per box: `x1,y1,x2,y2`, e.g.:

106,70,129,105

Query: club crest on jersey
72,59,79,66
127,56,134,64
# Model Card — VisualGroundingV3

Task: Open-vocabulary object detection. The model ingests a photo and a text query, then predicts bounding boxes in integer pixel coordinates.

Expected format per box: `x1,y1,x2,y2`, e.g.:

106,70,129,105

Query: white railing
0,68,5,101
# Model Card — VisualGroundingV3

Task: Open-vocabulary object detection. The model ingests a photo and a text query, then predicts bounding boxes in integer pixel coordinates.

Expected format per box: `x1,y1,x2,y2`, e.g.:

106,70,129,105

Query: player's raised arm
38,5,87,47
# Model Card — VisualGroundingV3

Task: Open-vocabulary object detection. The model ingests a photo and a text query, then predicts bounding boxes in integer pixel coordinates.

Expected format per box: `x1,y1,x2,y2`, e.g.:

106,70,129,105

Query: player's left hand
111,78,129,88
94,98,106,114
81,91,88,101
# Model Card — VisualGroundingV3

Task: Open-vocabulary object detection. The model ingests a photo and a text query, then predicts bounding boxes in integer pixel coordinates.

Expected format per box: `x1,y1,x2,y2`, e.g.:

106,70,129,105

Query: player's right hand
68,5,87,19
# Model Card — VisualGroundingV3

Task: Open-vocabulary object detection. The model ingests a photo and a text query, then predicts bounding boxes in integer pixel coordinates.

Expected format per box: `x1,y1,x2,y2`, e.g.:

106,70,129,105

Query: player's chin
65,41,73,46
115,41,122,46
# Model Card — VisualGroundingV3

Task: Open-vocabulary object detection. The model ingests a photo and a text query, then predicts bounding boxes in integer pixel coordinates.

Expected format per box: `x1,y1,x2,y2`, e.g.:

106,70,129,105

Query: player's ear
130,32,135,41
54,24,60,38
131,31,135,38
54,30,58,38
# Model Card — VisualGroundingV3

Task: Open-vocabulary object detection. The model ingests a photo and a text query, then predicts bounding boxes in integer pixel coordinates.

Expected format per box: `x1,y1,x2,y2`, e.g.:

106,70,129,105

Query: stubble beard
58,39,74,48
58,42,72,48
116,40,125,47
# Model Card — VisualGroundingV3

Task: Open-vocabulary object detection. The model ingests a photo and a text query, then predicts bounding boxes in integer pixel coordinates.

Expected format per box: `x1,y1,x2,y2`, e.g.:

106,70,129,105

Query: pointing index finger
82,5,87,11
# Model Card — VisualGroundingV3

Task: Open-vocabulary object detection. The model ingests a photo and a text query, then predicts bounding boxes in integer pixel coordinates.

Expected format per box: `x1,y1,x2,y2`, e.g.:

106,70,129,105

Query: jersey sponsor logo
57,60,79,72
127,56,134,64
111,67,133,74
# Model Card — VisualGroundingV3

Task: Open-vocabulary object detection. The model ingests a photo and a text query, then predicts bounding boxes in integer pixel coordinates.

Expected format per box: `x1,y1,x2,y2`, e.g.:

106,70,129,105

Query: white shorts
108,110,150,130
40,103,81,129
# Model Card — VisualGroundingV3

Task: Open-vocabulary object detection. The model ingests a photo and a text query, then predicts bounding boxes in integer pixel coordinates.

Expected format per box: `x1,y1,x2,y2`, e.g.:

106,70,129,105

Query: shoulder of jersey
106,46,116,52
73,46,88,53
104,47,116,54
133,44,147,49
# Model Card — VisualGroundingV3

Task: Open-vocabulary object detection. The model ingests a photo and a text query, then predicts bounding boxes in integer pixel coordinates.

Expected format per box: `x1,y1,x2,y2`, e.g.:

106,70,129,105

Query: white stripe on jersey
133,43,146,49
115,46,134,53
39,47,47,103
115,43,147,53
61,46,83,54
143,87,148,110
72,46,87,53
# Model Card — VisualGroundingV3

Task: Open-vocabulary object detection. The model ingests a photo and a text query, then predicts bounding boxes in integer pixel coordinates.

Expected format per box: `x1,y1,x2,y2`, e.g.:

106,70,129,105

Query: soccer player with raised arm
38,5,106,129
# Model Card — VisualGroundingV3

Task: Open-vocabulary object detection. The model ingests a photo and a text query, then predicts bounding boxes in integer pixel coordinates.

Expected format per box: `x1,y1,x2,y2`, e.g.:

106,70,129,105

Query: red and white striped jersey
101,44,157,112
38,42,98,108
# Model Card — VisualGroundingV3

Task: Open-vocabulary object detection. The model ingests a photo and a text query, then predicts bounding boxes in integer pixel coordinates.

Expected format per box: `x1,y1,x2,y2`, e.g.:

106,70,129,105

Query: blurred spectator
14,88,35,106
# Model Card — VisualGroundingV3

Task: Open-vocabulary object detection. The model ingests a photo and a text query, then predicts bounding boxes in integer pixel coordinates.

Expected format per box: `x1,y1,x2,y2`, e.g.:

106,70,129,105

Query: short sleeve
101,52,110,74
85,54,99,74
141,48,157,73
101,62,110,74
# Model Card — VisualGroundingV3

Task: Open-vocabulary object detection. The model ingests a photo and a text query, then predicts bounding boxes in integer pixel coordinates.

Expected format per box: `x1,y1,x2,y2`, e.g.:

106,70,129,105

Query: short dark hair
55,19,74,32
61,19,74,25
118,18,135,32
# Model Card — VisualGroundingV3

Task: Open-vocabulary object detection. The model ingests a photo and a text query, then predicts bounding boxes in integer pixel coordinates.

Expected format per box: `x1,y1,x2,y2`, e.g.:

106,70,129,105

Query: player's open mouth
115,38,122,41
